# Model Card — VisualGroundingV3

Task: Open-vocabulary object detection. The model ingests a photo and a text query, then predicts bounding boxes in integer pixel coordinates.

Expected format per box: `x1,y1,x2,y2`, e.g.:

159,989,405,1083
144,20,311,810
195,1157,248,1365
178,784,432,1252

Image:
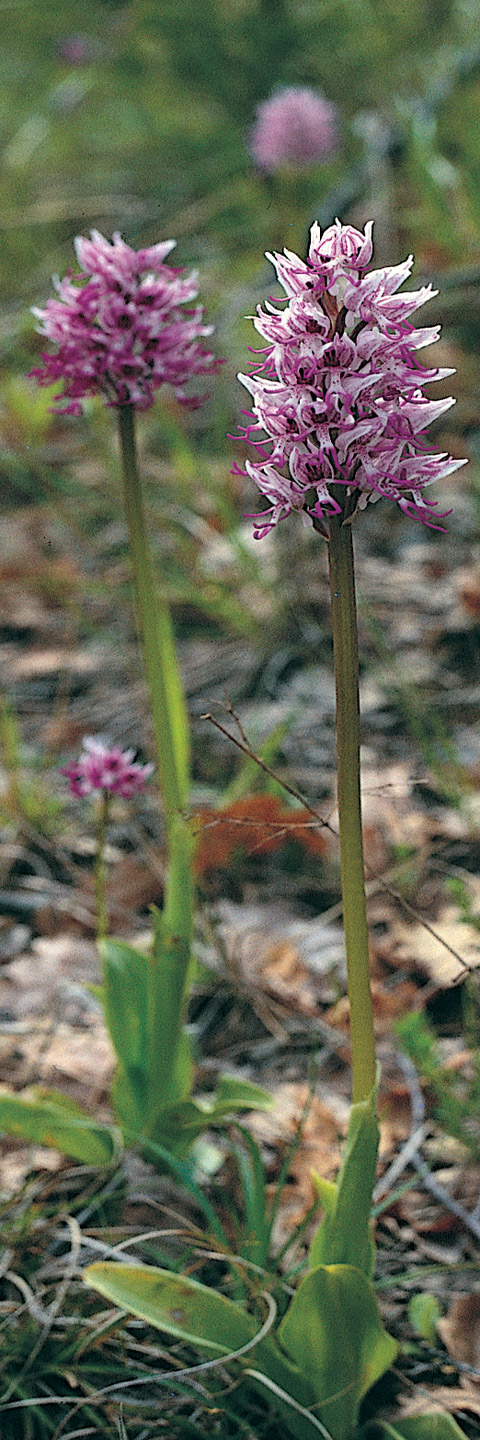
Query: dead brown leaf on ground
260,939,320,1016
247,1081,345,1248
0,1139,64,1198
438,1293,480,1380
390,903,480,986
398,1392,480,1425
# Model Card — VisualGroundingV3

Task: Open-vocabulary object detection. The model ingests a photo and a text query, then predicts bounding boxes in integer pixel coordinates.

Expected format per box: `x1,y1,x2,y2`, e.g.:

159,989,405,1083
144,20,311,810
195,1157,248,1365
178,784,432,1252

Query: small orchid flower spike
236,218,466,536
61,736,153,799
31,230,218,414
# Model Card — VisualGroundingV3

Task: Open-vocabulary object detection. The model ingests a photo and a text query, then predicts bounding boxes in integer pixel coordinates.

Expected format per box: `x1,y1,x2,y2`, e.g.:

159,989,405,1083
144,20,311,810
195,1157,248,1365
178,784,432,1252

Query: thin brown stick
201,711,337,836
202,706,476,980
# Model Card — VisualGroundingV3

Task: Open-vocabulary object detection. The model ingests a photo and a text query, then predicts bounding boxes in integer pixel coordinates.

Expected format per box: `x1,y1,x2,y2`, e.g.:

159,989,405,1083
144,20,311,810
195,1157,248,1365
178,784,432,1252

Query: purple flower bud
236,218,467,535
61,736,153,799
30,231,219,413
248,87,339,173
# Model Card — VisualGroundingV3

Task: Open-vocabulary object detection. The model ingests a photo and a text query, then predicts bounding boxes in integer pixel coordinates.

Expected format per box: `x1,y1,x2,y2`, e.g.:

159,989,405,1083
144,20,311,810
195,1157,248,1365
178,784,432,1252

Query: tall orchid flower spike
237,218,466,537
16,236,274,1173
30,228,220,1093
237,219,466,1107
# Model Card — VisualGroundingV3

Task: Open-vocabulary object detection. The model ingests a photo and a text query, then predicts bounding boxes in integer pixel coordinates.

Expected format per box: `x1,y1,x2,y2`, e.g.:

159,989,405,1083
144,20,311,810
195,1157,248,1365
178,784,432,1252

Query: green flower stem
118,404,189,839
95,789,110,942
328,512,376,1104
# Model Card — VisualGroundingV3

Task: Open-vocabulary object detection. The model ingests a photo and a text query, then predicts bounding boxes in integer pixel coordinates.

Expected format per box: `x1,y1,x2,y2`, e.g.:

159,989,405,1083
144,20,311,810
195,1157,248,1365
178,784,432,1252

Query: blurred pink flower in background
56,34,98,66
31,230,219,414
248,86,339,173
61,736,153,799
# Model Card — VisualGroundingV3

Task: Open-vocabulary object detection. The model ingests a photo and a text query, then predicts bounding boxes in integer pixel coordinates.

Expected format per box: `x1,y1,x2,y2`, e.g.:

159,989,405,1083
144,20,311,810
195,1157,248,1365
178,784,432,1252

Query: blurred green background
1,0,480,413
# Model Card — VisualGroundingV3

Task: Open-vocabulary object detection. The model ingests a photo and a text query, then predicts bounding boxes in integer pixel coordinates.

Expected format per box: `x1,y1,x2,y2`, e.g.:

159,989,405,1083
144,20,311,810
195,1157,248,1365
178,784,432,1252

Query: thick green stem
118,405,189,840
95,789,110,942
328,513,376,1103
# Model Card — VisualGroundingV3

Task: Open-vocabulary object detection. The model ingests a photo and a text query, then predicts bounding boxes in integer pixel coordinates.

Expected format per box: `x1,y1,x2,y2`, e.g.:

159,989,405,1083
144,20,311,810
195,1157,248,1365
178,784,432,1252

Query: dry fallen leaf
437,1293,480,1381
390,904,480,985
0,1141,63,1198
247,1081,345,1249
0,934,100,1017
261,940,319,1016
398,1389,480,1422
41,1023,114,1090
194,794,327,876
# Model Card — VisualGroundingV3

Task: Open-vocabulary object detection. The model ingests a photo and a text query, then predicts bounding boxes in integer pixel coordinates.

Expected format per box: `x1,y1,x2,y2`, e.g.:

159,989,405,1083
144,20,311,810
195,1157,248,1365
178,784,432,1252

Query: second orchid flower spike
236,217,466,538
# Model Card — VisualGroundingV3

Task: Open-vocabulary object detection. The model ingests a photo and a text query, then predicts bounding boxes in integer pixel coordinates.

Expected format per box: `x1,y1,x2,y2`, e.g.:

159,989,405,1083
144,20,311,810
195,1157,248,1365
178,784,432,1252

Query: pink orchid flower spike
236,218,466,537
31,230,219,414
61,736,153,800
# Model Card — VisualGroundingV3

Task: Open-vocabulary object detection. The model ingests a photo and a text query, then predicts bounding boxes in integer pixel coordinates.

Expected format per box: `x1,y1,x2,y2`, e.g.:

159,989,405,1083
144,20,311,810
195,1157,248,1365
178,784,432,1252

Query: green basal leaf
211,1075,273,1113
390,1415,469,1439
84,1261,258,1354
279,1263,398,1440
84,1261,316,1439
309,1075,379,1277
100,938,149,1080
149,1098,213,1159
0,1087,120,1165
101,931,194,1138
365,1413,469,1439
147,1077,272,1159
100,924,269,1154
408,1292,441,1344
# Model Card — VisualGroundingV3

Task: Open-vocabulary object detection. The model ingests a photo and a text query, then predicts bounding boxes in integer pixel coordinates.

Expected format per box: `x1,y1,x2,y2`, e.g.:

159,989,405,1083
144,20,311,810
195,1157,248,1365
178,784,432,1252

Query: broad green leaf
366,1414,468,1440
279,1263,398,1440
149,1099,213,1159
0,1087,120,1166
101,939,149,1082
147,1078,271,1158
146,931,193,1113
84,1261,257,1354
391,1414,469,1439
101,937,150,1133
309,1078,379,1276
408,1292,441,1344
101,931,193,1138
84,1261,316,1438
210,1075,273,1114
